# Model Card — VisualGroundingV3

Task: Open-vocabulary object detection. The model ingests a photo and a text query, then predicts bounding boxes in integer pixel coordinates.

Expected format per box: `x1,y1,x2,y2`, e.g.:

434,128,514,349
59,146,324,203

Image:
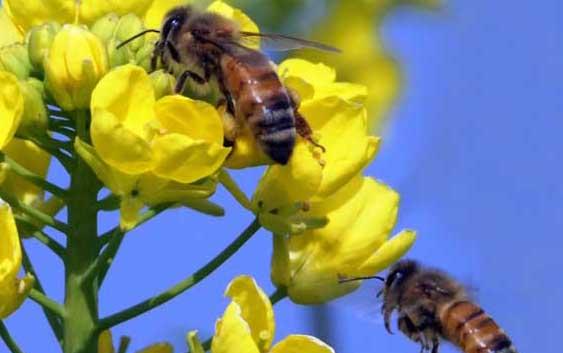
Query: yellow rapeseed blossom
0,203,35,318
211,275,334,353
90,64,230,181
44,24,109,111
251,59,379,210
0,71,24,150
4,0,177,33
271,177,416,304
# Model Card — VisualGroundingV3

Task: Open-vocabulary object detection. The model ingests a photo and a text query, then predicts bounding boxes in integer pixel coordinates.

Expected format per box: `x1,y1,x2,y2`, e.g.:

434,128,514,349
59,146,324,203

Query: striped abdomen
439,301,518,353
220,50,296,164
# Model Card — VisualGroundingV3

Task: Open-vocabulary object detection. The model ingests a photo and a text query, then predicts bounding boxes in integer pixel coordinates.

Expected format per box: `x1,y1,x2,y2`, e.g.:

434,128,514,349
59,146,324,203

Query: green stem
0,153,68,198
98,218,261,331
0,321,24,353
21,248,64,346
16,217,66,259
63,110,101,353
0,190,69,234
219,170,254,211
28,289,65,318
96,194,120,211
117,337,131,353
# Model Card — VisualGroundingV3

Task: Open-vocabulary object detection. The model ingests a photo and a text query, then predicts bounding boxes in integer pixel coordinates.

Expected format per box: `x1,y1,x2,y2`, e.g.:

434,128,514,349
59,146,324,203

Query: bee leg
175,70,207,94
216,98,239,147
151,41,163,72
287,87,326,153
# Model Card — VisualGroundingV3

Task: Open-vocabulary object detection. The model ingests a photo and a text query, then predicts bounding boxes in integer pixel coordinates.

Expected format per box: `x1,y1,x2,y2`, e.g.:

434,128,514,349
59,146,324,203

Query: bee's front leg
175,70,208,94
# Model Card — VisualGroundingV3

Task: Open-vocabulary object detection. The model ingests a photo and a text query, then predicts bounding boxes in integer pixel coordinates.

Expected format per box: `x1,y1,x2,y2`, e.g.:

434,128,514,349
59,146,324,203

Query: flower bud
91,13,120,44
44,25,109,111
114,14,145,51
0,43,33,79
134,41,154,72
149,70,175,99
27,22,61,74
107,38,130,68
17,79,48,136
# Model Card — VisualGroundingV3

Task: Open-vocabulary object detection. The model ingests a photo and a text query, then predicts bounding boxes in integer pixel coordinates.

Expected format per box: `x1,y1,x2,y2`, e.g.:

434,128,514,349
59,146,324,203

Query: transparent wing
239,31,341,53
328,281,385,325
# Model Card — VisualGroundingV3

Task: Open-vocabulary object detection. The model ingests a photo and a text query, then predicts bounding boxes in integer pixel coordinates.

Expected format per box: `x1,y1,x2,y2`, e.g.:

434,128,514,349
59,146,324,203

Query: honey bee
340,260,518,353
119,6,338,164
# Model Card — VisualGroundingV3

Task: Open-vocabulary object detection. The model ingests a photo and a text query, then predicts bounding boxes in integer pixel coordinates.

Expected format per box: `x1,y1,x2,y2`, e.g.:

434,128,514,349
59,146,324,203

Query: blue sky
3,0,563,352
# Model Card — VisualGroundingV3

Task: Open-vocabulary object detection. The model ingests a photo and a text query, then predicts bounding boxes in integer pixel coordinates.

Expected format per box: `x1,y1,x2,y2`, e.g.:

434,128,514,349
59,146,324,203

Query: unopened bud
150,70,176,99
17,79,48,137
0,43,33,79
114,14,145,51
91,13,120,44
44,24,109,111
134,41,155,72
27,22,60,73
107,38,130,68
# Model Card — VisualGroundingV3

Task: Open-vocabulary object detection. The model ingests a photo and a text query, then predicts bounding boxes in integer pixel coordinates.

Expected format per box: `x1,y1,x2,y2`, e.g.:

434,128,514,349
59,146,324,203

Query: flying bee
118,6,339,164
339,260,518,353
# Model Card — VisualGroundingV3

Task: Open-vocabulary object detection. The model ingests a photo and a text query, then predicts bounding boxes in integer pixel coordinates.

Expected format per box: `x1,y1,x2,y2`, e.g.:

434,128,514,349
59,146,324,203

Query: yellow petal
152,134,229,184
300,97,378,201
1,139,50,205
136,343,173,353
79,0,153,25
98,330,115,353
270,335,334,353
0,8,23,46
155,95,225,145
212,302,260,353
0,71,24,150
91,65,156,140
0,204,34,318
74,138,137,195
207,1,260,45
223,123,270,169
90,109,154,175
252,141,323,211
90,65,157,174
225,275,275,352
278,59,336,88
144,0,189,29
357,229,417,275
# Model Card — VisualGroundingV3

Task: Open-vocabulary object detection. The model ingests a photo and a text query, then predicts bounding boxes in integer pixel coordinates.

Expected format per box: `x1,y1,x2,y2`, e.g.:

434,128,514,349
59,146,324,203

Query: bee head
384,259,420,293
161,6,193,42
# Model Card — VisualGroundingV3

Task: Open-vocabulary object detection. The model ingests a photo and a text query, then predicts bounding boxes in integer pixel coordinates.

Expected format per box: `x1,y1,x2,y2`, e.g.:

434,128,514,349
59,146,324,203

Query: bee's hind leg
287,87,326,153
175,70,208,94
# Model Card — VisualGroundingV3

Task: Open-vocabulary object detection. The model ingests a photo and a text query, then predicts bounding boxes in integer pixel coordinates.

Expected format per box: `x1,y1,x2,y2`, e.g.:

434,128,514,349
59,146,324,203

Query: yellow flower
211,275,334,353
0,43,33,79
304,0,439,129
0,203,35,318
0,71,24,150
0,7,22,46
137,343,174,353
3,0,189,34
90,64,230,182
271,177,416,304
251,59,379,211
75,138,219,231
44,24,109,111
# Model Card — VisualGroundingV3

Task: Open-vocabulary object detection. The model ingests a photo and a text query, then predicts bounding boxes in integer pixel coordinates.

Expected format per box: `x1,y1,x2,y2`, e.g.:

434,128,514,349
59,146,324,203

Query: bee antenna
117,29,161,49
337,275,385,284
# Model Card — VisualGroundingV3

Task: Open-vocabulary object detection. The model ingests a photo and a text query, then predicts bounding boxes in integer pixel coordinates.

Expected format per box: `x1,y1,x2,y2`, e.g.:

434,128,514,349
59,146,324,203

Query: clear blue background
3,0,562,352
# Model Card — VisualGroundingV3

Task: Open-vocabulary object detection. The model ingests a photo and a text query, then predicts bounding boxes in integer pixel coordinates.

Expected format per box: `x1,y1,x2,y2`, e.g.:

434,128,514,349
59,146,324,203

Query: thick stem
0,321,24,353
63,111,101,353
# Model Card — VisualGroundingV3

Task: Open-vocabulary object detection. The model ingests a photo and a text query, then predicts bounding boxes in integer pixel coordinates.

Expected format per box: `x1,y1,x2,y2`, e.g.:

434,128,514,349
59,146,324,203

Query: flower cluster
0,0,419,351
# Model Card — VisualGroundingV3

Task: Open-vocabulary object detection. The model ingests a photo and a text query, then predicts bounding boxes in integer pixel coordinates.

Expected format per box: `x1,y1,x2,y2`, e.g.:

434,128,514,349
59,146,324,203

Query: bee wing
329,281,385,325
239,31,341,53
